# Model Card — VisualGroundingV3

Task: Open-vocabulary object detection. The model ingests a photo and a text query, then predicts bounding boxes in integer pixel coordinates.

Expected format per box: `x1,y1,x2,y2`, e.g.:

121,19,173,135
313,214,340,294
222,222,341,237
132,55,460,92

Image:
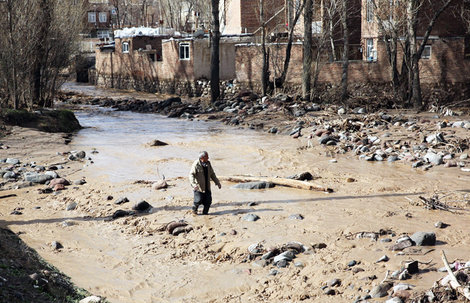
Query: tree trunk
340,0,349,101
260,0,269,96
278,0,305,87
407,0,421,108
210,0,220,102
302,0,313,101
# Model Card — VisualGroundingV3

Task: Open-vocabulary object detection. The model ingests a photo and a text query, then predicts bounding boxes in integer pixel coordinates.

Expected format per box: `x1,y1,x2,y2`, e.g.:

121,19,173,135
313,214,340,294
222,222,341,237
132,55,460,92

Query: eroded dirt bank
1,87,470,302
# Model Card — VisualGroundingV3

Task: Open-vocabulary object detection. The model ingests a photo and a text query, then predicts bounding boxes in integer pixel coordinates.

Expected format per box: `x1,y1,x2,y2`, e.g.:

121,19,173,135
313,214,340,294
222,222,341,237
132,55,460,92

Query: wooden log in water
219,176,333,193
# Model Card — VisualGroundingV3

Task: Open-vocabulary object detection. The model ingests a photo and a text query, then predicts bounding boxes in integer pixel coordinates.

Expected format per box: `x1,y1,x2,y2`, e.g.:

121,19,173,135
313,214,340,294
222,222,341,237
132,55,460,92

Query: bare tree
340,0,349,101
0,0,84,109
302,0,313,101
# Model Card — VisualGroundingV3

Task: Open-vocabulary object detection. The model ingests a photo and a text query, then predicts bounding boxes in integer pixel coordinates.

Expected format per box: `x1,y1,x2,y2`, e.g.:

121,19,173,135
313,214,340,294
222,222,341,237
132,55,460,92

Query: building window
148,53,156,62
97,30,110,39
179,43,190,60
366,38,376,61
122,42,129,53
99,12,107,23
88,12,96,23
422,45,431,59
366,0,374,22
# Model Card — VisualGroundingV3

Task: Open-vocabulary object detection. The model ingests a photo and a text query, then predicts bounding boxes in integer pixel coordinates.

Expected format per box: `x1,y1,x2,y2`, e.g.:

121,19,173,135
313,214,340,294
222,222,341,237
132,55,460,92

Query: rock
388,155,399,162
232,181,275,189
312,243,327,249
393,283,413,292
243,214,260,221
324,288,336,295
347,260,357,267
460,153,469,160
79,296,102,303
380,238,392,243
389,239,413,251
66,202,77,211
149,139,168,146
288,214,304,220
370,282,393,298
74,179,87,185
49,178,70,187
386,298,403,303
435,221,448,228
405,260,419,274
6,158,20,165
268,127,278,134
327,278,341,287
112,210,131,219
424,152,443,165
294,261,305,268
376,255,389,263
288,172,313,181
114,197,129,205
53,184,65,191
132,200,152,212
338,107,346,115
3,171,16,179
51,241,63,250
75,151,86,158
410,231,436,246
45,171,58,179
152,180,168,190
252,259,269,268
318,135,335,145
276,259,288,268
273,251,295,264
172,226,192,236
425,133,445,144
399,269,411,280
24,172,53,184
268,269,279,276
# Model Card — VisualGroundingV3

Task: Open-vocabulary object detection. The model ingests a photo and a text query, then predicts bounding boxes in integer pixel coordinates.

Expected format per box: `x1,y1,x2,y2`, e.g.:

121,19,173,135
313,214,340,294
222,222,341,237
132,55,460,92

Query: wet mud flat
1,84,470,302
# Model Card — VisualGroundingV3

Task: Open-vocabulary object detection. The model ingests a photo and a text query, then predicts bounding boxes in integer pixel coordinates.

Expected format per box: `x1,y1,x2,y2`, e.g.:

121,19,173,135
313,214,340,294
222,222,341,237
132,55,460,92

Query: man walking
189,151,222,215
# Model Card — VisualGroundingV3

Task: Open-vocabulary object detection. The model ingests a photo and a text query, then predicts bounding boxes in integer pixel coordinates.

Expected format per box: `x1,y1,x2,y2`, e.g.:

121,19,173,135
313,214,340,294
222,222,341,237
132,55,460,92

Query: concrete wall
223,0,242,34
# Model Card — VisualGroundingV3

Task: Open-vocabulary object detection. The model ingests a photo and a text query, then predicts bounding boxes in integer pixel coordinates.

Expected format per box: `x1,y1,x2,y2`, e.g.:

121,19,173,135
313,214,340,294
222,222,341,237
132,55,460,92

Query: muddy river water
3,84,470,302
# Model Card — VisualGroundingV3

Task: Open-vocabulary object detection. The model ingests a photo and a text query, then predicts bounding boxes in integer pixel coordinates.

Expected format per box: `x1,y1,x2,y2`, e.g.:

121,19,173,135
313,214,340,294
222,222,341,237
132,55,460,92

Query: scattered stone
273,251,295,264
347,260,357,267
243,214,260,221
51,241,63,250
114,197,129,205
6,158,20,165
132,200,152,212
24,172,53,184
247,201,258,207
380,238,392,243
324,288,336,295
232,181,275,189
346,177,355,183
435,221,448,228
386,298,403,303
370,282,393,298
276,259,288,268
376,255,389,263
398,269,411,280
49,178,70,187
73,179,86,185
112,210,131,219
66,202,77,211
79,296,102,303
3,171,16,179
410,231,436,246
268,269,279,276
288,214,304,220
288,172,313,181
390,239,413,251
424,152,443,165
75,151,86,159
248,243,263,254
53,184,65,191
327,278,341,287
312,243,327,249
148,139,168,146
152,180,168,190
294,261,305,268
405,260,419,274
252,259,269,268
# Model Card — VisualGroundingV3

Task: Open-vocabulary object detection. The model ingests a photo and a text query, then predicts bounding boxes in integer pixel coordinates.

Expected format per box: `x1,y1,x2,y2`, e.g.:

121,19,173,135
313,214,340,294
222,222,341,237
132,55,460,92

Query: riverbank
1,84,470,302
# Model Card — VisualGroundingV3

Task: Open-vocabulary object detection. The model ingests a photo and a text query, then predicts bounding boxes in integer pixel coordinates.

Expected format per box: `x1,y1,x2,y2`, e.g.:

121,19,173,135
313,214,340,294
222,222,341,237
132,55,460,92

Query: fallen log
219,176,333,192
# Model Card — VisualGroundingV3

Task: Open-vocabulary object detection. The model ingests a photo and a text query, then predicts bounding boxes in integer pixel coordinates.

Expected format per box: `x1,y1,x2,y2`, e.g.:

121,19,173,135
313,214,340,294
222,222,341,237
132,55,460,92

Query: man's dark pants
193,191,212,214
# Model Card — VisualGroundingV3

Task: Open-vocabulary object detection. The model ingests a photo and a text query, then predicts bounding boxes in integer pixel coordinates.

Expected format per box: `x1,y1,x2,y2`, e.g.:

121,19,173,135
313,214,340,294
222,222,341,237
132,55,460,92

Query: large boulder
410,232,436,246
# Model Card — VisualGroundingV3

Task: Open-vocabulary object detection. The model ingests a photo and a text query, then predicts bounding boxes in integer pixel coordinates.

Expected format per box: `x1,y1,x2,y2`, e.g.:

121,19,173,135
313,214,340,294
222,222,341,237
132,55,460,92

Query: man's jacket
189,159,221,193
